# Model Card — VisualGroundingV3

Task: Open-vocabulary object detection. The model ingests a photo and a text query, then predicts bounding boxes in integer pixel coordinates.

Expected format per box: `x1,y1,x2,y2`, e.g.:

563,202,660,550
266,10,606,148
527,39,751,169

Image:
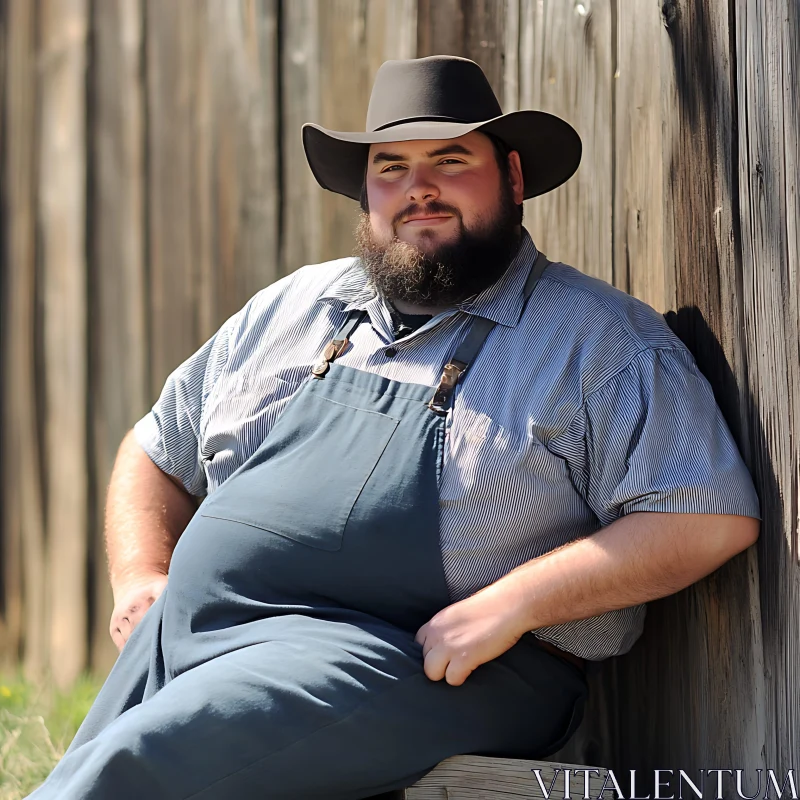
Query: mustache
392,201,462,227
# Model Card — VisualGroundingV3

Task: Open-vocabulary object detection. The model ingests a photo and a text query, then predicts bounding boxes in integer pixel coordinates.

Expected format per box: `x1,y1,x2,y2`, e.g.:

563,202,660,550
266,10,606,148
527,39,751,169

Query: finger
110,625,125,652
118,614,133,640
414,625,427,647
422,647,449,682
445,659,471,687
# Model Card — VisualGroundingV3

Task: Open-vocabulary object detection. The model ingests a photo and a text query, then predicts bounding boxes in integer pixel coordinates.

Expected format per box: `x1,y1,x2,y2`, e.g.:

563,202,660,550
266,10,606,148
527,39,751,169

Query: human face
354,131,526,308
364,131,524,251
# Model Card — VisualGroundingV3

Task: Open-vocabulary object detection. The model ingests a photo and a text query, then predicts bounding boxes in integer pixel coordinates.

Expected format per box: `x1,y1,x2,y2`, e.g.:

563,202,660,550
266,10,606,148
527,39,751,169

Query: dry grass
0,673,101,799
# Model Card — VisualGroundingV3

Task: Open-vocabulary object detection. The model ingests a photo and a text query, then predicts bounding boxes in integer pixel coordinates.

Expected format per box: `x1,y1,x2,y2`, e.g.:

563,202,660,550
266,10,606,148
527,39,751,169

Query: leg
29,625,586,800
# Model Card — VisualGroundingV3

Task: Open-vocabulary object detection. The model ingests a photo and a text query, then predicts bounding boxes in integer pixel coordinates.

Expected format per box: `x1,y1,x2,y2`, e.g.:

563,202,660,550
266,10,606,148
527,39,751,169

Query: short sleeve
133,311,242,497
574,347,761,525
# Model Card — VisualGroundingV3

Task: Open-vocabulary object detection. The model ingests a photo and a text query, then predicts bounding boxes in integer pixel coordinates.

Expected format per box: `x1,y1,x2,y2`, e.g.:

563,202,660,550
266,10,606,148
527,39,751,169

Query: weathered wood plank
202,0,280,315
89,0,147,674
517,0,613,284
38,0,89,687
145,0,201,391
0,0,12,669
0,0,44,673
417,0,505,98
382,0,417,62
404,755,608,799
613,0,670,310
280,0,323,274
600,0,768,779
736,0,800,775
192,0,280,333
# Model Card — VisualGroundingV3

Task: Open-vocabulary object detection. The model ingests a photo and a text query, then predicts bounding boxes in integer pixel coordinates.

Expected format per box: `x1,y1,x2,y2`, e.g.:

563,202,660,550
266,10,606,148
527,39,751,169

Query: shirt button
384,347,398,358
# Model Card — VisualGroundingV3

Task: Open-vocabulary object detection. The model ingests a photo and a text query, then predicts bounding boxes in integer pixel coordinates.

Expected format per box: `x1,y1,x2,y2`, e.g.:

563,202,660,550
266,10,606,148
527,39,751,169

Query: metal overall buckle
427,359,467,415
311,337,350,378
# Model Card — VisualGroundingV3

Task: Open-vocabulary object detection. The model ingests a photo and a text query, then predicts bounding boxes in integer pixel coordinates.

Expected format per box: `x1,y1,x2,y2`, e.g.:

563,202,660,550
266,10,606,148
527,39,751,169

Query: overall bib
30,253,588,800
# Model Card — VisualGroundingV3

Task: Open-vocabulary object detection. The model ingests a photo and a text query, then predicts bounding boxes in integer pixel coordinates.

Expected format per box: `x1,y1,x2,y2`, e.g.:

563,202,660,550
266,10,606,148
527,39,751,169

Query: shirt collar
318,228,541,329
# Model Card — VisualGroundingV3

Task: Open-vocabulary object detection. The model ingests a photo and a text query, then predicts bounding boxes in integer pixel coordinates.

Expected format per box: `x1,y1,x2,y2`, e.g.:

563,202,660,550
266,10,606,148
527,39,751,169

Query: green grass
0,673,102,799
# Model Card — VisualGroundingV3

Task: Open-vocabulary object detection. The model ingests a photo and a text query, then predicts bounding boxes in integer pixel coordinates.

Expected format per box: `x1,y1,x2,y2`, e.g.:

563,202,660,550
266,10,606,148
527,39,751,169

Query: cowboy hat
302,54,581,202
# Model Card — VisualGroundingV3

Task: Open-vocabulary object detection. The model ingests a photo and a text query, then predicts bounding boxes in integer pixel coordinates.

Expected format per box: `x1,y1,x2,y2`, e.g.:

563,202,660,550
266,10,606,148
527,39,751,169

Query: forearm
105,429,198,592
491,511,760,634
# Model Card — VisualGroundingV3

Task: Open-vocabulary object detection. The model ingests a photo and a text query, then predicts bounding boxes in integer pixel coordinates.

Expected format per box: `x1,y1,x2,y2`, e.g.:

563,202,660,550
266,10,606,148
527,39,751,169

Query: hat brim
301,110,581,202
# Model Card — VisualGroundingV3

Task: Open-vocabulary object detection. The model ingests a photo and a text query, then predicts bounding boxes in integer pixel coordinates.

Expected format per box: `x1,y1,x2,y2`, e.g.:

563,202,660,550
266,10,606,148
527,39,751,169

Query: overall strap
311,309,368,378
428,250,552,414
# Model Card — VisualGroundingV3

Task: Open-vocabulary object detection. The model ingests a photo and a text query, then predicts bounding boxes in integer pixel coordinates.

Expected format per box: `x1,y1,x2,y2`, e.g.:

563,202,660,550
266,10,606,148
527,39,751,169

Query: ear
507,151,524,205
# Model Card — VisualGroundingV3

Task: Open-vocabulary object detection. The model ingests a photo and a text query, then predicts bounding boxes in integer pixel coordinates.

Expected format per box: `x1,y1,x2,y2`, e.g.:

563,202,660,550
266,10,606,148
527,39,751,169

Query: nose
405,166,440,204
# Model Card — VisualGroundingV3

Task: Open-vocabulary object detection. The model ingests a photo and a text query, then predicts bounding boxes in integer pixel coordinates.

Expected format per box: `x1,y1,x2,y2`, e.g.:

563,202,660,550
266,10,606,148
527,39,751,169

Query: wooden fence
1,0,797,786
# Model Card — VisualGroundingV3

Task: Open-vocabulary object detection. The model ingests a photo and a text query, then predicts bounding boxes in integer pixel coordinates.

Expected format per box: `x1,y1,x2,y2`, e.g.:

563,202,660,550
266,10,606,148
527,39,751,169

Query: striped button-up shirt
134,229,761,660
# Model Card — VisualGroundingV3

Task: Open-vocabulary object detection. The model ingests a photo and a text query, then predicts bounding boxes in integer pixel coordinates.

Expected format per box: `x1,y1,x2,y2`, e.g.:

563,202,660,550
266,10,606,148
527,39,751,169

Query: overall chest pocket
199,391,400,551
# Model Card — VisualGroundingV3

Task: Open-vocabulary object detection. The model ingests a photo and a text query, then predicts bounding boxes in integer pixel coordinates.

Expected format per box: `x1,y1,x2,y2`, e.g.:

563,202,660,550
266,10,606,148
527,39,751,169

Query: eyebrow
371,143,474,165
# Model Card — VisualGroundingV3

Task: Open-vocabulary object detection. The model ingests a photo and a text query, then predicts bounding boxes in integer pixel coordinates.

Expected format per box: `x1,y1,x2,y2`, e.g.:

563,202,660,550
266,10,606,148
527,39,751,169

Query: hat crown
365,55,503,132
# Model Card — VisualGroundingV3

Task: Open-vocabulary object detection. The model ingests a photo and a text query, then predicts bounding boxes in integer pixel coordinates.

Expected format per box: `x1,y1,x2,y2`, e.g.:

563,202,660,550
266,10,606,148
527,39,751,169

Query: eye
439,158,464,165
379,164,406,173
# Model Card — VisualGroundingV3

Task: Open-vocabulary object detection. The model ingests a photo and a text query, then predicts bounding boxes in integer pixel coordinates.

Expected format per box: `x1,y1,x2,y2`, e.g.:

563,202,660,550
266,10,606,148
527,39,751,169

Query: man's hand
414,582,527,686
110,572,169,651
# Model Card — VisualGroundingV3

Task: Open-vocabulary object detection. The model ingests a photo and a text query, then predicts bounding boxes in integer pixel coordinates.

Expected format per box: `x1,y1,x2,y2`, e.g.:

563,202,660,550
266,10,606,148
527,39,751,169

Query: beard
353,181,523,307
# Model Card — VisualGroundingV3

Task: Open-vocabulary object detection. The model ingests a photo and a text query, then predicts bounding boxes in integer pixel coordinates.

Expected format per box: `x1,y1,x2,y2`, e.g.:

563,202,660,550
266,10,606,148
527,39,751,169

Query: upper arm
568,347,762,527
132,312,240,497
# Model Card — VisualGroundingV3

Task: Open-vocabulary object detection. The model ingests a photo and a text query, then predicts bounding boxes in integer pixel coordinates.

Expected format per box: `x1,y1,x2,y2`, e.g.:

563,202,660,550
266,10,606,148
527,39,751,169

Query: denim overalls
29,252,588,800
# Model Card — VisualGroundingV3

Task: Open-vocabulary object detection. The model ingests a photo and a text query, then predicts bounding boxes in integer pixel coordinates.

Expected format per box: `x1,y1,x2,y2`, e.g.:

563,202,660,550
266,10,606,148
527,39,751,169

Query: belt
535,638,586,673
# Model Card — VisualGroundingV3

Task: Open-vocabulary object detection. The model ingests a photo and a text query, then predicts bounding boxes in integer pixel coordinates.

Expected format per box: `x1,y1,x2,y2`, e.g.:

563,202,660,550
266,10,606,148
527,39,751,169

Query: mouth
401,215,453,227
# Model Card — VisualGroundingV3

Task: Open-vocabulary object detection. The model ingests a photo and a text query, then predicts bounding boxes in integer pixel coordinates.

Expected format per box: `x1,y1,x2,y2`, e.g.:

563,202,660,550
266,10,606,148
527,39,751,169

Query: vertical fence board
145,0,201,391
613,0,669,309
1,0,45,673
0,0,12,669
608,0,768,777
416,0,465,66
417,0,505,96
518,0,613,283
204,0,280,314
280,0,322,274
782,3,800,765
736,0,800,775
383,0,418,62
38,0,89,688
89,0,147,674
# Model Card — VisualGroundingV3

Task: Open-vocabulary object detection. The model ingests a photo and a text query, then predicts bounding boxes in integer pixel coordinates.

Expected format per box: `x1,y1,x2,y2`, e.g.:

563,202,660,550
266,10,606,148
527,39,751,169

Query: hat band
371,115,484,132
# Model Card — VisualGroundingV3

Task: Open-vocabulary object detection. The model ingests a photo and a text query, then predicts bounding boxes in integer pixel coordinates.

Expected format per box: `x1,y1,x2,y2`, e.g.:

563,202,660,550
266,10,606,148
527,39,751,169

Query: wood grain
200,0,281,327
595,0,770,778
735,0,800,775
38,0,89,688
0,0,45,674
404,754,608,799
517,0,614,284
144,0,201,392
613,0,670,309
280,0,324,274
89,0,147,674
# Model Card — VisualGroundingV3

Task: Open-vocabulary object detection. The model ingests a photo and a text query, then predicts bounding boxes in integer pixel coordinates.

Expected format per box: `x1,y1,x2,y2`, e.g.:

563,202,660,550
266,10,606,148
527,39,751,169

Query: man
30,55,760,800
